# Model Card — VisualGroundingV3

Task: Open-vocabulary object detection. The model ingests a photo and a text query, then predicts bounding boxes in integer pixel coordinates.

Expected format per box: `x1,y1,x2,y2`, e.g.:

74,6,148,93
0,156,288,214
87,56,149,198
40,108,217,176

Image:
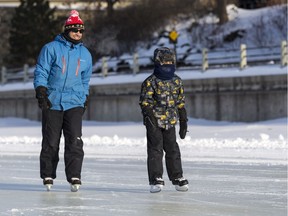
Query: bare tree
216,0,229,24
106,0,120,17
67,0,120,17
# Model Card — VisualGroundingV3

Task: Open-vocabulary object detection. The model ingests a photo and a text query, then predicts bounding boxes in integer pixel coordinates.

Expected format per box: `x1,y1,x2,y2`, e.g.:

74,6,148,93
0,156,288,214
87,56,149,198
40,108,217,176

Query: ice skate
43,177,53,191
70,178,81,192
150,177,164,193
172,177,189,192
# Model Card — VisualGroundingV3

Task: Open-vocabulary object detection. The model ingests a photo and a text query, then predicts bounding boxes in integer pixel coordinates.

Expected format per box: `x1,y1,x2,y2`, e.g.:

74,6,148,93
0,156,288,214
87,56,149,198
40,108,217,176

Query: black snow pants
146,125,183,184
40,107,84,182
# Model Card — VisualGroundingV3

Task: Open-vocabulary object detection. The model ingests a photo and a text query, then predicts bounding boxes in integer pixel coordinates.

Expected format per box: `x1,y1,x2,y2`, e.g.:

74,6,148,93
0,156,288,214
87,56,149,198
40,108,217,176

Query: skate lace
176,177,186,182
71,177,80,181
71,177,81,185
44,177,53,181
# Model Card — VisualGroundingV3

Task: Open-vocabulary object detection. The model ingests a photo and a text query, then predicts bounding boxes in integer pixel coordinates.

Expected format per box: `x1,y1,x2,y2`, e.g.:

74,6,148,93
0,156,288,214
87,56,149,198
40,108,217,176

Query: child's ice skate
172,177,189,192
43,177,53,191
150,177,165,193
70,178,81,192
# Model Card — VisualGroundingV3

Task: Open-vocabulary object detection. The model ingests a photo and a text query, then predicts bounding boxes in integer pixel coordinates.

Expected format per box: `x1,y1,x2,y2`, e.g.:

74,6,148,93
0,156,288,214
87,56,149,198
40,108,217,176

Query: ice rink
0,155,286,216
0,117,287,215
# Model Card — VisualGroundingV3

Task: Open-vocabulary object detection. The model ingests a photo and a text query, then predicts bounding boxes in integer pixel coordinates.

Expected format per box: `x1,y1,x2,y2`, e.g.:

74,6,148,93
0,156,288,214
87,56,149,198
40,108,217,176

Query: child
139,47,189,193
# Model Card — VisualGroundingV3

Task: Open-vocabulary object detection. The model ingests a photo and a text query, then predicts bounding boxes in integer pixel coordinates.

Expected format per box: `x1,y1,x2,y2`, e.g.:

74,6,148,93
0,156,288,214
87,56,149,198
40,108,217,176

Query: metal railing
1,41,287,85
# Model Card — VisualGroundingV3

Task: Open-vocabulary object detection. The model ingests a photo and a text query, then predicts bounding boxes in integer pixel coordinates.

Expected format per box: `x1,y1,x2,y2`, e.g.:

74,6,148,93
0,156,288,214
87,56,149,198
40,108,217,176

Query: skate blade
70,184,80,192
45,184,52,191
150,184,163,193
175,184,189,192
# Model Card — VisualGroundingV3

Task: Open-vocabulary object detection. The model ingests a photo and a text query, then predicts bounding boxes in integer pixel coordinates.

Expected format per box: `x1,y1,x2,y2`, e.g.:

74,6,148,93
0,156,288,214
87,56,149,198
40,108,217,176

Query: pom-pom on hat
64,10,84,30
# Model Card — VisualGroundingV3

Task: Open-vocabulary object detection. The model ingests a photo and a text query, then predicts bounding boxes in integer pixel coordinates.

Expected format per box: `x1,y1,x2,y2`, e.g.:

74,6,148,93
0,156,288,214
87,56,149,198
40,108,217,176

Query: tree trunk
217,0,228,24
106,0,119,18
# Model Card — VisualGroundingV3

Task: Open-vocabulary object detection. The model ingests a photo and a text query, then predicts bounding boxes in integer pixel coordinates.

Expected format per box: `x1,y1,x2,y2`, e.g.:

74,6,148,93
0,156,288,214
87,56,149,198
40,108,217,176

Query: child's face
161,61,173,65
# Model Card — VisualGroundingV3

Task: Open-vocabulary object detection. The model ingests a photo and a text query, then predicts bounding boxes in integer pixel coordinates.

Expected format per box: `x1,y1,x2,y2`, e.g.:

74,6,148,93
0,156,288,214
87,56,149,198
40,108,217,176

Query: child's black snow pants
40,107,84,182
146,125,183,184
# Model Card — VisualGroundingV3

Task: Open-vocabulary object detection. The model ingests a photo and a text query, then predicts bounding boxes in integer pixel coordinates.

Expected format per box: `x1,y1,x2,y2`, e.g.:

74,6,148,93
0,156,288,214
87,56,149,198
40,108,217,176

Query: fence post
281,40,287,67
1,66,7,85
133,53,139,75
101,57,108,77
23,64,29,82
240,44,247,70
202,48,208,72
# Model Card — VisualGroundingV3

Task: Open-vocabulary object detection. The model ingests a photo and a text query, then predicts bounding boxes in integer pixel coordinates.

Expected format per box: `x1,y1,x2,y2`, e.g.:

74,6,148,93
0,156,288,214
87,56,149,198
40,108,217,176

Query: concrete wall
184,75,287,122
0,74,287,122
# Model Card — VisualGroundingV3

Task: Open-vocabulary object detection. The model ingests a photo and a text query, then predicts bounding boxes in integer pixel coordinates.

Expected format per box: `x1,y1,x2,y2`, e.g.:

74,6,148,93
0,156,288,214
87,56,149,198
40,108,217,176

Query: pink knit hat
64,10,84,30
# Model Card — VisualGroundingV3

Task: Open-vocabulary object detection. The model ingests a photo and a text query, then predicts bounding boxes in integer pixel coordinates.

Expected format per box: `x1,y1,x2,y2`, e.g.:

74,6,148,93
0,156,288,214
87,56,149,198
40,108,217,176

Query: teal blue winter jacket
34,34,92,111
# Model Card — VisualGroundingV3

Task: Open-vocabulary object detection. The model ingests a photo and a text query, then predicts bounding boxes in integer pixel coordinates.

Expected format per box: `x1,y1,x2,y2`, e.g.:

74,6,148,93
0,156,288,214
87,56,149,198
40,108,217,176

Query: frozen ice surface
0,156,286,216
0,117,287,215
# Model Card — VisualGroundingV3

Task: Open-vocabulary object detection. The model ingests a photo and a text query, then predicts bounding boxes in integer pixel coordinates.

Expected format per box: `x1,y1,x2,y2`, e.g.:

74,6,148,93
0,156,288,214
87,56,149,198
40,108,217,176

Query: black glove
35,86,51,110
142,107,158,130
178,108,188,139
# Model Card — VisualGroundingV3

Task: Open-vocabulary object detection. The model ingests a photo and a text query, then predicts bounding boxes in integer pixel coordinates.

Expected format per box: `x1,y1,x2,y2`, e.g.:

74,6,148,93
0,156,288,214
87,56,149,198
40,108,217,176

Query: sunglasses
71,29,84,34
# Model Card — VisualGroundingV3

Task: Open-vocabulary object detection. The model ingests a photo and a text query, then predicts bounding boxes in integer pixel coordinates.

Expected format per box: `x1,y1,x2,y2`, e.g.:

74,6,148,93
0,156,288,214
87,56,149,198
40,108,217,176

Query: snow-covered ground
0,117,287,215
92,4,287,72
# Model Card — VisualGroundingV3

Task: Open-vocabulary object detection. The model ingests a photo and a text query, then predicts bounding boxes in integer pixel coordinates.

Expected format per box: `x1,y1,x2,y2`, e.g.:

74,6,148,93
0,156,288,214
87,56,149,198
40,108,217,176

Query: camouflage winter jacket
139,74,185,130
